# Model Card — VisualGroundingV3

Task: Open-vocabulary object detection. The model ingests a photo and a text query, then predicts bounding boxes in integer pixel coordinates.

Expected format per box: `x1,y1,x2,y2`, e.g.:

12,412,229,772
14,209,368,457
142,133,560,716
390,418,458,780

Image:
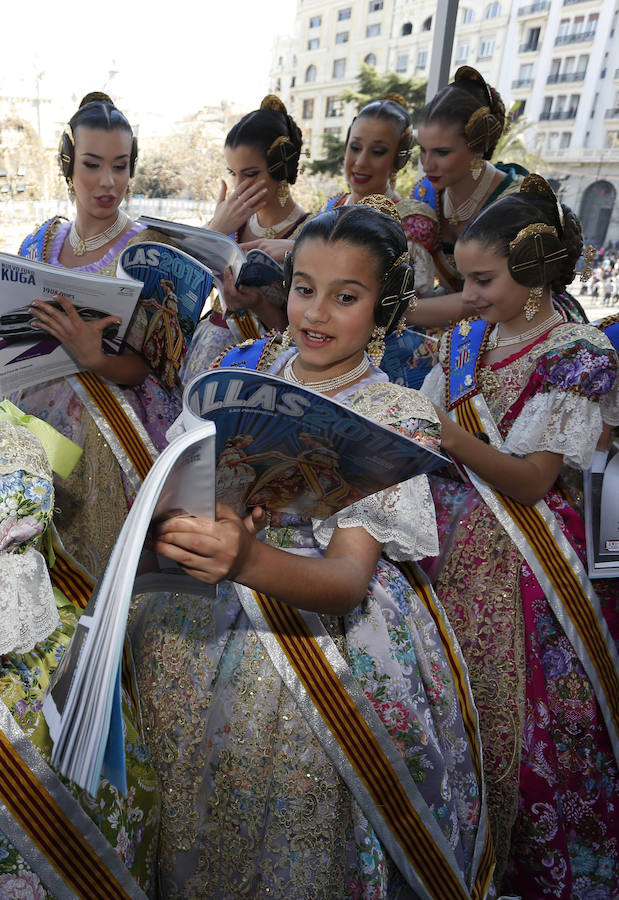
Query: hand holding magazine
43,367,447,795
0,252,143,393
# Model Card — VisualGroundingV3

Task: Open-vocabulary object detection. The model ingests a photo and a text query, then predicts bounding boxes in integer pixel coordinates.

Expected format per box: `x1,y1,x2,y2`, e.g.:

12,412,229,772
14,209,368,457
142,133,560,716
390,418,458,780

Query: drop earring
470,154,484,181
277,181,289,207
67,177,75,202
367,325,387,366
524,285,543,321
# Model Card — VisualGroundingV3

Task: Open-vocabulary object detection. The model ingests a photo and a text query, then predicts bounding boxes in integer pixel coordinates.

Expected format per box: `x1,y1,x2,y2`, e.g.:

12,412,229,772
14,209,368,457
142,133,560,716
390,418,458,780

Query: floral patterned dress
0,414,160,898
421,321,618,898
129,353,486,899
13,218,182,577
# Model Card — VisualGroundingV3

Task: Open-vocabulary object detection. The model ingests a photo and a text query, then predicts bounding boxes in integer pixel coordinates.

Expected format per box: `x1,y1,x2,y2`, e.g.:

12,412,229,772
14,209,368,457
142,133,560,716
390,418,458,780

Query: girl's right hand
208,178,269,235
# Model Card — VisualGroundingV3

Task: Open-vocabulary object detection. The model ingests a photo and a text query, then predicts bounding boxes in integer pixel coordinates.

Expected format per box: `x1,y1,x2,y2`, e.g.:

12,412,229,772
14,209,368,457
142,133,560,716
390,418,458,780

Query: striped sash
0,702,146,900
229,309,263,342
69,372,157,493
453,392,619,762
235,580,494,900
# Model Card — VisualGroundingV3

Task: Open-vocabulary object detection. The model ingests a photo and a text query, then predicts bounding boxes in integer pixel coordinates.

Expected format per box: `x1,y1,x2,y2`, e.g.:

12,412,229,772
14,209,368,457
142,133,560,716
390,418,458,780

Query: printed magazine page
117,241,214,389
136,216,245,278
183,368,448,518
584,442,619,578
0,252,143,393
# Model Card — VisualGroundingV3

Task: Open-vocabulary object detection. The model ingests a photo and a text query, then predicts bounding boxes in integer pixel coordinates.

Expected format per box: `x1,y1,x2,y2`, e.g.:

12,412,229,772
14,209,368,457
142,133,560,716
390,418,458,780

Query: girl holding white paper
130,200,494,899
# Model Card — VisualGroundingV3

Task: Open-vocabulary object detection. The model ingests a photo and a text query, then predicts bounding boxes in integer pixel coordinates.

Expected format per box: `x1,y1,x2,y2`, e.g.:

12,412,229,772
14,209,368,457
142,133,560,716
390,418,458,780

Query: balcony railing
605,108,619,119
555,30,596,44
563,0,593,5
519,42,539,52
517,0,548,14
539,109,578,120
547,70,587,83
512,78,533,88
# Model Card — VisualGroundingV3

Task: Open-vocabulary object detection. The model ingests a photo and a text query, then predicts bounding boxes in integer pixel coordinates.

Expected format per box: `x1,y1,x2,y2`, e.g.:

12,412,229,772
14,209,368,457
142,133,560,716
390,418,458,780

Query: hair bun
358,194,402,223
454,66,492,104
260,94,288,116
383,93,408,110
79,91,115,108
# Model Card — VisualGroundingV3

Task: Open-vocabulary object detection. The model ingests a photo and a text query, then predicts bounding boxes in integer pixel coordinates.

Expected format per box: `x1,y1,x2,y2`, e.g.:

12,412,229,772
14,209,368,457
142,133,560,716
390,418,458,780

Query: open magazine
43,367,447,795
136,216,284,290
116,242,214,388
0,252,143,393
584,442,619,578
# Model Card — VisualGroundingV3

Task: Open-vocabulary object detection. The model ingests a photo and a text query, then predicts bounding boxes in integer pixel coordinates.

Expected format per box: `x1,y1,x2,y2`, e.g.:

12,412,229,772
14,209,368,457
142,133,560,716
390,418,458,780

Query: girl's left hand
29,294,121,369
154,504,258,584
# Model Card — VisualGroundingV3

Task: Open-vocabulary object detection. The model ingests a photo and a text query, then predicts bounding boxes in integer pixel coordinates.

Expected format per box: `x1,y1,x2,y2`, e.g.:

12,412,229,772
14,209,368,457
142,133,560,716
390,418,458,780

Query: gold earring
524,285,543,321
395,314,407,337
367,325,387,366
280,325,292,349
470,154,484,181
277,180,289,207
67,177,75,202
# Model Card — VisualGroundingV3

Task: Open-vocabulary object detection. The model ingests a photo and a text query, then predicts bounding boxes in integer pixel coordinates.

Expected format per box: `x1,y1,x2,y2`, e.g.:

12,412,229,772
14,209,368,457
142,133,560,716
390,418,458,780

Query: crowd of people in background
582,244,619,308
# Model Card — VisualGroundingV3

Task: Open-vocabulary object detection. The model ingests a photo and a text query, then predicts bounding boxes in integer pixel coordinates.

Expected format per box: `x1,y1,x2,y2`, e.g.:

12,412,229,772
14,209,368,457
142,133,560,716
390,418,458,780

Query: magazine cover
136,216,245,278
235,248,284,288
183,368,448,519
584,441,619,578
0,252,143,393
117,242,214,389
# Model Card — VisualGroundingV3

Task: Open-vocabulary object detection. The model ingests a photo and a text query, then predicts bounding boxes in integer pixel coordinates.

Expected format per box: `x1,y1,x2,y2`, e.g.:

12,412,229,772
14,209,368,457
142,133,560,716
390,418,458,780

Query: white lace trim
0,549,60,654
313,475,438,561
502,389,603,470
420,363,445,406
0,421,52,479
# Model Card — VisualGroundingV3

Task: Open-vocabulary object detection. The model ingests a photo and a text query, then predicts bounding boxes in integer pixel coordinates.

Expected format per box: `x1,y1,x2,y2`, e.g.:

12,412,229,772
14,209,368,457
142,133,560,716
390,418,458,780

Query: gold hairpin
509,222,557,252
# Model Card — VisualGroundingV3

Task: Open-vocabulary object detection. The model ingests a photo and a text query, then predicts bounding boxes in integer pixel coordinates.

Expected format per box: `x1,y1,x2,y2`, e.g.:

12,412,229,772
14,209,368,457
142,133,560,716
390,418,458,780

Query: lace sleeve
503,389,604,469
0,549,59,654
600,376,619,426
420,362,446,409
312,474,438,561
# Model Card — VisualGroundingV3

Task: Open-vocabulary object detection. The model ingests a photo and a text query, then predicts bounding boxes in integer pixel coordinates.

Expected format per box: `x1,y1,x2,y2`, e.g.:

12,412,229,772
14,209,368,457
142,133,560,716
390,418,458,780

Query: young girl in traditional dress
421,175,618,897
130,199,493,899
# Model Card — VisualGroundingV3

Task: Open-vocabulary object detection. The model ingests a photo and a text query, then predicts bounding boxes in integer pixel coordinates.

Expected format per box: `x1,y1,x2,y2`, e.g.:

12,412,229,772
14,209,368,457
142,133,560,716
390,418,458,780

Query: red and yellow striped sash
74,372,155,482
394,561,495,900
252,588,480,899
455,396,619,742
230,310,262,342
0,729,138,899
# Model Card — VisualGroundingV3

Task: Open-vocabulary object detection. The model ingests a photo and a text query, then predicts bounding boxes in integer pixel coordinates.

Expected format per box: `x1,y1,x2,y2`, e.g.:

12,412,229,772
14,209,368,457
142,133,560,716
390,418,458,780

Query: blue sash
19,218,60,261
446,320,490,409
219,336,272,370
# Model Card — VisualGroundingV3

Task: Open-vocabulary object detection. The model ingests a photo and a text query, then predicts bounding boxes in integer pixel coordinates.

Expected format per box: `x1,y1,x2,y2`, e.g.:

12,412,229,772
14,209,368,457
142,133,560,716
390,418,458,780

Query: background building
271,0,619,245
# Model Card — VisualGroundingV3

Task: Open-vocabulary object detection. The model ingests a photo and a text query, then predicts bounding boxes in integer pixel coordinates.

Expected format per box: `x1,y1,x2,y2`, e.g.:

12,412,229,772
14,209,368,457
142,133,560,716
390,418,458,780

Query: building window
332,58,346,79
478,39,495,59
305,65,317,83
396,53,409,73
324,127,342,138
588,13,598,32
366,23,381,37
365,53,377,66
401,22,412,35
335,31,349,43
309,15,321,28
278,56,283,67
560,132,571,148
307,38,319,50
422,17,432,31
462,8,474,24
275,78,281,91
456,43,470,61
485,2,500,19
338,7,351,20
302,99,314,119
290,76,296,87
416,50,428,69
326,96,344,118
369,0,383,10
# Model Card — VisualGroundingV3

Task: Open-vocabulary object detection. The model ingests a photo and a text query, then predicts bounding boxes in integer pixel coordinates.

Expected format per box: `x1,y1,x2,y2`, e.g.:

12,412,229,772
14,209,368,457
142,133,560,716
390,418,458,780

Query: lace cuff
503,389,604,469
313,475,438,561
0,549,60,654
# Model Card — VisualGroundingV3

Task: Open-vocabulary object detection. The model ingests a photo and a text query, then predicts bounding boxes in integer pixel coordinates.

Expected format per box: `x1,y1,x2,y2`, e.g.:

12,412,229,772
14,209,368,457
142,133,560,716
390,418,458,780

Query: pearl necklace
69,210,129,256
443,163,495,226
486,310,563,349
283,352,370,392
248,202,305,239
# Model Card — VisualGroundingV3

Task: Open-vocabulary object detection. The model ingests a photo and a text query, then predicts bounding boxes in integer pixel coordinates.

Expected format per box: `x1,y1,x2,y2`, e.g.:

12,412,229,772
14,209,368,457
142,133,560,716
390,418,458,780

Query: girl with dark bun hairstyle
15,93,183,576
183,96,309,376
405,67,586,330
130,197,493,898
420,175,618,896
